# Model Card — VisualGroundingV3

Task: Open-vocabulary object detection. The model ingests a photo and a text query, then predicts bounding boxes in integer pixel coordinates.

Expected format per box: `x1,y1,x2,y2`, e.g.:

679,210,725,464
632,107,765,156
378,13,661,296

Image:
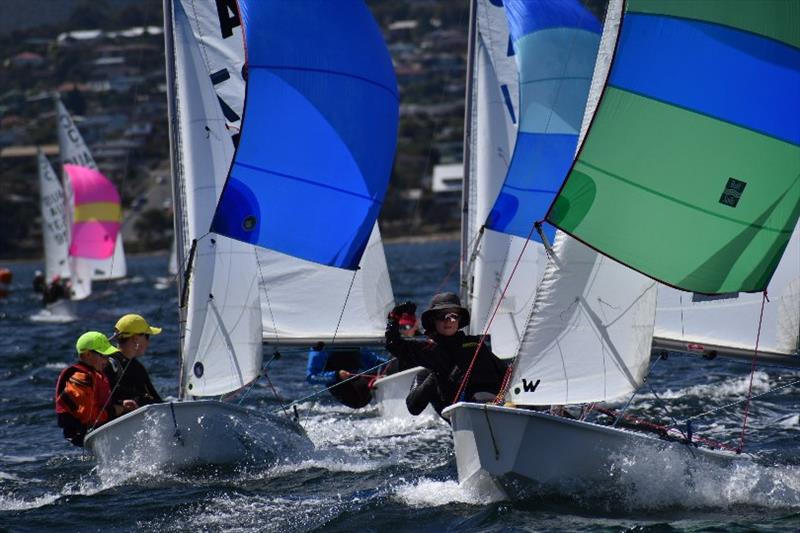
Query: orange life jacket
55,362,112,427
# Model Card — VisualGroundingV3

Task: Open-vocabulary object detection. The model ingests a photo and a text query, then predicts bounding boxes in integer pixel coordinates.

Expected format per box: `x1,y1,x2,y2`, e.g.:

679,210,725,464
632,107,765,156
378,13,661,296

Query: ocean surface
1,240,798,532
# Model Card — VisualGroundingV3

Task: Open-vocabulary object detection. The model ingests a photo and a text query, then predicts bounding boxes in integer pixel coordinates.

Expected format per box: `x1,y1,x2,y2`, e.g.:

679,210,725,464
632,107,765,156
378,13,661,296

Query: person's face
84,351,109,371
132,333,150,356
434,310,460,336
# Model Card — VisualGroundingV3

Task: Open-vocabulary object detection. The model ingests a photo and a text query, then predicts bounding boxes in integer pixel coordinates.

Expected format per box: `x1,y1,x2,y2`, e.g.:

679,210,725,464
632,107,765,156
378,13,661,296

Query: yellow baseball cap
114,314,163,337
76,331,120,356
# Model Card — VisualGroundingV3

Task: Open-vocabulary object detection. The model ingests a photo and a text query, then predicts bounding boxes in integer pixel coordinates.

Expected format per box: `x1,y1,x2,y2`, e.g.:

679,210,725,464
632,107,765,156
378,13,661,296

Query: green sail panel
548,4,800,295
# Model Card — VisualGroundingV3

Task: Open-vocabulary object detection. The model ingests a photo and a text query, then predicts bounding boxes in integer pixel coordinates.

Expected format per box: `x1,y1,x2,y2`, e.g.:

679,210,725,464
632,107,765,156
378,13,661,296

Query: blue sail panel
485,0,602,242
487,132,576,235
211,0,399,269
610,14,800,145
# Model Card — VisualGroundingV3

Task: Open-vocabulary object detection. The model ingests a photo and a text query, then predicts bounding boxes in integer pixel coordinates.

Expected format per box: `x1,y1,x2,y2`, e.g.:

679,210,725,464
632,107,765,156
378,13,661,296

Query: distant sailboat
55,95,127,284
31,149,77,322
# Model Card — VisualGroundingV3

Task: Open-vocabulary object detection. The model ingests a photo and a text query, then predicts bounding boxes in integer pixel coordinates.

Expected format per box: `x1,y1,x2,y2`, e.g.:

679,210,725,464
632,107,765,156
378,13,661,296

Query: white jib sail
178,0,394,344
465,0,545,358
655,222,800,356
37,149,71,280
508,233,658,406
173,0,262,398
55,96,127,280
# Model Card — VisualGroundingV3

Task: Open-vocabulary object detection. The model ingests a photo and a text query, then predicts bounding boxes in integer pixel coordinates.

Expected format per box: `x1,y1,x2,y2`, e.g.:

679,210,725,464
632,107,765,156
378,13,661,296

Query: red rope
737,290,768,453
493,363,515,404
452,220,539,405
595,406,739,453
435,256,460,295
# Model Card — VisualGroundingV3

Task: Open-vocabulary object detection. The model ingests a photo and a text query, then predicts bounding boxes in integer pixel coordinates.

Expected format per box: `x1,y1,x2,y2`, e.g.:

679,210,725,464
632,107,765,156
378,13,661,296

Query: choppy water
1,240,799,532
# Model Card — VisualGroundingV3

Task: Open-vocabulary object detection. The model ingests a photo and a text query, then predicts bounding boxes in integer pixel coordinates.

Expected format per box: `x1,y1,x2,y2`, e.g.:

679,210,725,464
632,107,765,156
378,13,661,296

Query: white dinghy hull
445,402,747,499
371,366,438,420
84,400,308,471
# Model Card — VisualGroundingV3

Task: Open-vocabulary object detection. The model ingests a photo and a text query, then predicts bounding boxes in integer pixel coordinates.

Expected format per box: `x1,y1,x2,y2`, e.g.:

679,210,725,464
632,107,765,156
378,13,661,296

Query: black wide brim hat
420,292,470,333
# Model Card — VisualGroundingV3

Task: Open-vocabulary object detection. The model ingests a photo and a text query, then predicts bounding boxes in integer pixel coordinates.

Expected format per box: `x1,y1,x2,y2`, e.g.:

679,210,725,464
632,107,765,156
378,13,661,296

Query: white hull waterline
371,366,438,420
29,300,78,324
84,400,309,471
444,402,748,499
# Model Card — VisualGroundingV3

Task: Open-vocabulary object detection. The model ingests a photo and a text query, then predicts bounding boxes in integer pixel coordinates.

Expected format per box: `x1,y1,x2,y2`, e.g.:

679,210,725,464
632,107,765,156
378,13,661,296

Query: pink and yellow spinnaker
64,164,121,259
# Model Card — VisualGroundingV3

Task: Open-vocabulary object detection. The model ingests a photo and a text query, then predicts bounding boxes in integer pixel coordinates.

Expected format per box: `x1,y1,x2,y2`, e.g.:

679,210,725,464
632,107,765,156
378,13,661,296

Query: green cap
75,331,120,356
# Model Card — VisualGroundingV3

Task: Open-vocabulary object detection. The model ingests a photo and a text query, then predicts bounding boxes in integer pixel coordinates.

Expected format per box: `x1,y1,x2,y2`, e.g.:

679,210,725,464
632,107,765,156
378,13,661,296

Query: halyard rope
453,219,538,404
737,290,768,453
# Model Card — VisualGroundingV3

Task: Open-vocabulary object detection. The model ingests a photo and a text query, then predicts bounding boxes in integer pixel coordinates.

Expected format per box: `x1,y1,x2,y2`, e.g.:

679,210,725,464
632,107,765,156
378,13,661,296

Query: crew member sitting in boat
32,270,46,294
382,302,421,375
55,331,137,447
306,343,389,409
42,275,70,305
106,314,163,408
385,293,508,417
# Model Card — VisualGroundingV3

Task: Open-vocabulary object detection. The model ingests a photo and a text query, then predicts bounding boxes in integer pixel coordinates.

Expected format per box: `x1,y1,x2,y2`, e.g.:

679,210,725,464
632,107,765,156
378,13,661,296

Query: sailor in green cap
54,331,137,446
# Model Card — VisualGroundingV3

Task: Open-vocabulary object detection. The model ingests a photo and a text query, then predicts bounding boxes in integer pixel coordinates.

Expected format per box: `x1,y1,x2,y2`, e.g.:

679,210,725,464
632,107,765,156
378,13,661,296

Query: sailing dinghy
31,149,77,323
85,0,399,469
445,0,799,498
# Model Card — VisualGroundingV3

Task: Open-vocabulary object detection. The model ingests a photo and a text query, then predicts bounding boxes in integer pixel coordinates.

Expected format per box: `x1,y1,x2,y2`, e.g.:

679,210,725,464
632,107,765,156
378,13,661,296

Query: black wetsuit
385,319,508,416
105,355,162,407
323,349,374,409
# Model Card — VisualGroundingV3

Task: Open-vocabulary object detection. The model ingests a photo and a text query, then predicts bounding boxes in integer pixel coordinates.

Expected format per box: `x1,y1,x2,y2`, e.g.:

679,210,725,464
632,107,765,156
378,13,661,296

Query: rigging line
254,250,281,345
277,359,392,414
645,381,695,457
461,223,485,292
263,369,292,420
436,246,463,296
681,377,800,423
737,290,767,452
453,219,538,404
329,268,359,346
237,350,281,405
612,354,665,428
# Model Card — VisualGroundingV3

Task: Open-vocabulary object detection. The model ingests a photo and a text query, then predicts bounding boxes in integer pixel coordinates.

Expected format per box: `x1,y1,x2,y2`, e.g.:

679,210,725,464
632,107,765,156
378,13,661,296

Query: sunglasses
399,324,415,331
436,311,460,322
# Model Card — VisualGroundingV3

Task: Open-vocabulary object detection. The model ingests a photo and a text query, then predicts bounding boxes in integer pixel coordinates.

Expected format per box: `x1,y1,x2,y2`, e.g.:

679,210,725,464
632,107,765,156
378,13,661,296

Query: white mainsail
173,0,262,398
55,96,127,281
463,0,546,357
36,149,71,280
178,0,394,344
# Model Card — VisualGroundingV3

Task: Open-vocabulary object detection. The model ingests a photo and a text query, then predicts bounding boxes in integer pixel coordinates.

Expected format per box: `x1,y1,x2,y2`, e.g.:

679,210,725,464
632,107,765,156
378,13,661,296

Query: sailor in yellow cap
106,314,164,407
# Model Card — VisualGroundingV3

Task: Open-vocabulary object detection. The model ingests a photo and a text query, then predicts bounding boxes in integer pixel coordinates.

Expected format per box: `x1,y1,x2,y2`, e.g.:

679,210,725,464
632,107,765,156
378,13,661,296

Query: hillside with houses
0,0,470,259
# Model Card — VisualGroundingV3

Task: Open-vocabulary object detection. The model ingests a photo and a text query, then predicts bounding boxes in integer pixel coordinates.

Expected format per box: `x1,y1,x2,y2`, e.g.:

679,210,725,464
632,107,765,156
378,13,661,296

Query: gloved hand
388,301,416,320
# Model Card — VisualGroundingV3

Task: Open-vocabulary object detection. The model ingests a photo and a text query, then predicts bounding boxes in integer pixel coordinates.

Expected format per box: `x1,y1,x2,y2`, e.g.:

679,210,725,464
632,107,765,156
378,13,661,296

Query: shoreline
0,233,461,264
382,231,459,244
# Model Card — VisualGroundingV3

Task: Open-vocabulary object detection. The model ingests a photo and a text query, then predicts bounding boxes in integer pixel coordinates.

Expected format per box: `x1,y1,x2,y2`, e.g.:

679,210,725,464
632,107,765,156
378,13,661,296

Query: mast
162,0,188,398
459,0,477,306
